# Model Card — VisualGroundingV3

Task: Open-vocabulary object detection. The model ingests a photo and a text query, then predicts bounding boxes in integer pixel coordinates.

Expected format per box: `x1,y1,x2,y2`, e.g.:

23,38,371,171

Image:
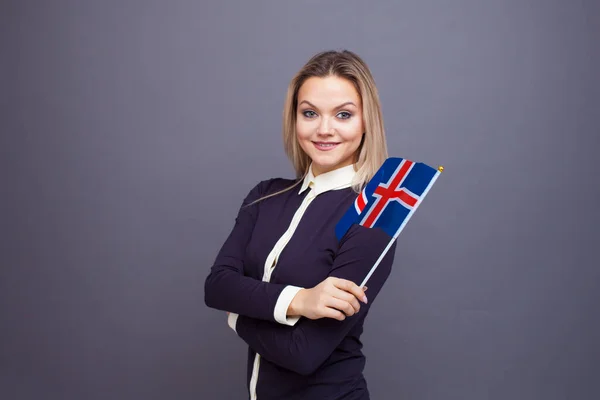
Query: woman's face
295,75,364,177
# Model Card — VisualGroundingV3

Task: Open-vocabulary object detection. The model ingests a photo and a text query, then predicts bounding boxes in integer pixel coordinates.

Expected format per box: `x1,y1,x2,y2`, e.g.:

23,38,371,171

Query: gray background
1,0,599,399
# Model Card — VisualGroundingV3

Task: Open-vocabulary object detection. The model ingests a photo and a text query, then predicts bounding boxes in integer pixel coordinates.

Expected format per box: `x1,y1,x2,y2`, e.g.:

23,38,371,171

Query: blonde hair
249,49,388,205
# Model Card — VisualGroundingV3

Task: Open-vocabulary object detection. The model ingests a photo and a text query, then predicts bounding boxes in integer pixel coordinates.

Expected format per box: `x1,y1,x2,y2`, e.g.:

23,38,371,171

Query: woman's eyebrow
298,100,357,109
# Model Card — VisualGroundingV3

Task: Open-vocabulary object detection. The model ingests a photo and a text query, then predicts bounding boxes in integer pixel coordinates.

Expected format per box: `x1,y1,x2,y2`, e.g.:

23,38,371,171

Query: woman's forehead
297,76,361,106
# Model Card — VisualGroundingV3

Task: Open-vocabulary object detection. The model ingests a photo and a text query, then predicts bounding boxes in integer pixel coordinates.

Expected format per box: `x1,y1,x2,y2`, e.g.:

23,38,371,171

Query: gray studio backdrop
2,1,599,399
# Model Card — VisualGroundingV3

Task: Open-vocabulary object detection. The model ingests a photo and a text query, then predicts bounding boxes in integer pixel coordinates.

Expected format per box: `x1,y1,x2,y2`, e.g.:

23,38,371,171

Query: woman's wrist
287,289,306,317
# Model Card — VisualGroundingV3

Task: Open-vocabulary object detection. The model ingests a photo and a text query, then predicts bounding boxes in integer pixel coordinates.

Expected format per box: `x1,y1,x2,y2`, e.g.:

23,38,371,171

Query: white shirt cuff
227,312,239,333
274,285,303,326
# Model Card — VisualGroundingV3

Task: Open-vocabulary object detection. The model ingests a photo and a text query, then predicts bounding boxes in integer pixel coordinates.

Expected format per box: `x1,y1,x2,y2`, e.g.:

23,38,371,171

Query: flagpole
359,166,443,288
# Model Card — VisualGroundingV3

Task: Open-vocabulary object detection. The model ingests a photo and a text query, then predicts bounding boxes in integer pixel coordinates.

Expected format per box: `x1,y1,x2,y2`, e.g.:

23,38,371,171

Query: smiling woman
296,76,365,176
204,50,396,400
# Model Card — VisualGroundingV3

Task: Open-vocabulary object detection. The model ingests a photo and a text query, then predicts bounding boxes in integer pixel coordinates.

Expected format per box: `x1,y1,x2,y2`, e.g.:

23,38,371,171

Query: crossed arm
204,180,293,323
204,181,396,375
232,225,395,375
204,179,368,325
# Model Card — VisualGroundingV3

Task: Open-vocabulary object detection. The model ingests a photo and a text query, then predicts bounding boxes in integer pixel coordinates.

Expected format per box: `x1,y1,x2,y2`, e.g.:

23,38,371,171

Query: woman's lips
313,141,340,151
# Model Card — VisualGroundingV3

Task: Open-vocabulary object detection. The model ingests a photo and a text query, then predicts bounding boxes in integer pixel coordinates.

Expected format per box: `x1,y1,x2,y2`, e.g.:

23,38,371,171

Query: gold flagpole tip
438,165,444,172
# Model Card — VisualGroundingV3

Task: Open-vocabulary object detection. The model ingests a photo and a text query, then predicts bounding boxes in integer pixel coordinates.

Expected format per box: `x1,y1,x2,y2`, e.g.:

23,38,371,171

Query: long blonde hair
250,49,388,205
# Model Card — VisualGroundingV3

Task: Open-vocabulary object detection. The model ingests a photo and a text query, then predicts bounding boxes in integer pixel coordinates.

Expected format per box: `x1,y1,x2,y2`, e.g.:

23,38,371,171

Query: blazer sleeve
204,179,290,322
233,224,397,376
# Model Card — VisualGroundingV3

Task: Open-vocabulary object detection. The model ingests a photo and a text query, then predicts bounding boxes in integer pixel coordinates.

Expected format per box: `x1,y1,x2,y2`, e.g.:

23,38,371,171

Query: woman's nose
317,118,334,136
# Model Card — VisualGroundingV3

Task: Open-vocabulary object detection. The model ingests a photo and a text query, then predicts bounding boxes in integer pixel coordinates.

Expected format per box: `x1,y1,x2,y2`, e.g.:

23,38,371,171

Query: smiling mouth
312,141,340,151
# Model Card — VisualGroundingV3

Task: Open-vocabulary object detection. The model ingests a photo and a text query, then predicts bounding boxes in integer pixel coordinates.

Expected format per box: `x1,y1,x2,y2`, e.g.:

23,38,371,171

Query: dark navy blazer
204,177,397,399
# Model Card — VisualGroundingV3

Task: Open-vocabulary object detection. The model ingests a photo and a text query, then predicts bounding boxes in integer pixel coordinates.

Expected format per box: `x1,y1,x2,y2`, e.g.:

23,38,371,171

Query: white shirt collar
299,163,356,196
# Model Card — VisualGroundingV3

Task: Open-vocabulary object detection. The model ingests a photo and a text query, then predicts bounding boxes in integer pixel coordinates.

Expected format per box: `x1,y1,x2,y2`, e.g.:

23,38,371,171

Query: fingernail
362,296,368,304
363,286,368,292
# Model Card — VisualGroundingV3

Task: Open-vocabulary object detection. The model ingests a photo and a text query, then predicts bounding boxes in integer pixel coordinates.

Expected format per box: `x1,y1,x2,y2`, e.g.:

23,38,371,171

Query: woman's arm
231,224,397,376
204,180,293,322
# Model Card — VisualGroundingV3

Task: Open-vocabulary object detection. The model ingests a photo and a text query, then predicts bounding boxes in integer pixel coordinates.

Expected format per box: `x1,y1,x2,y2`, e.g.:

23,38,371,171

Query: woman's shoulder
256,177,298,193
242,176,299,205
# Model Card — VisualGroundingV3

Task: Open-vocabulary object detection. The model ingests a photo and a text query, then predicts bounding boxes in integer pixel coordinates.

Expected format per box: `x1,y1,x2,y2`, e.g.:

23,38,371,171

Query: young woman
204,49,397,400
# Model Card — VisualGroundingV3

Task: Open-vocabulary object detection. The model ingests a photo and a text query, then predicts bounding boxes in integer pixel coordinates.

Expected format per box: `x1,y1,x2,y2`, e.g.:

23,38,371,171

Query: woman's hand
288,277,368,321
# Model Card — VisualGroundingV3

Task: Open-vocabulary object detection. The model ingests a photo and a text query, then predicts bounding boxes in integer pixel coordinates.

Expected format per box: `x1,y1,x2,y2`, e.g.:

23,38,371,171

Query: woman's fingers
329,277,368,304
327,297,357,317
330,287,361,314
303,277,370,321
321,306,346,321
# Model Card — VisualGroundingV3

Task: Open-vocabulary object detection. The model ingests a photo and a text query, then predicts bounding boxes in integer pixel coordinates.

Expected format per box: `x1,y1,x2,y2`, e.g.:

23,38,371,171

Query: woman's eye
302,110,317,118
337,111,352,119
